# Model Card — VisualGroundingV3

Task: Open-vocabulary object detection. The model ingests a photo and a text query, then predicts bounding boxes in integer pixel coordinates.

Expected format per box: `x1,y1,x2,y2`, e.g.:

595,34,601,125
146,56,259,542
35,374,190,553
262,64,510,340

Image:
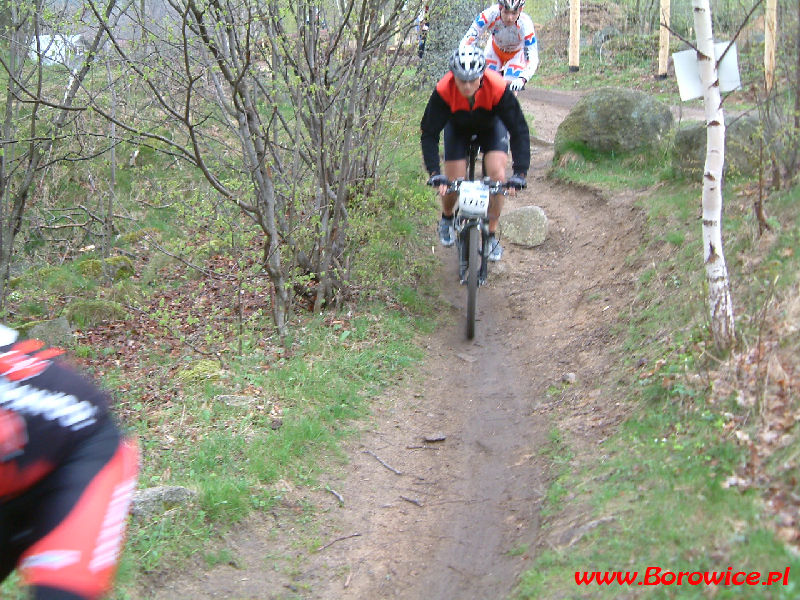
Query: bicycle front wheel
466,225,479,340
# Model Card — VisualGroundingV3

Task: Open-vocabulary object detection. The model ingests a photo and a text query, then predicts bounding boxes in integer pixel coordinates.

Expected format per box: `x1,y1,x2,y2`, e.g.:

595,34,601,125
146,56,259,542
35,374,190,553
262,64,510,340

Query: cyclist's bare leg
484,150,508,233
442,159,467,216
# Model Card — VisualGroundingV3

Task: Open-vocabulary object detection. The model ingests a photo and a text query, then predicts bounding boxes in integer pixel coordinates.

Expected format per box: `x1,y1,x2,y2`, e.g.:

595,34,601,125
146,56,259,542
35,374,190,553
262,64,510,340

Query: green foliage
175,359,226,385
0,572,23,600
64,299,128,328
117,228,157,246
517,123,800,600
346,90,439,313
551,147,670,190
31,265,97,297
416,0,485,86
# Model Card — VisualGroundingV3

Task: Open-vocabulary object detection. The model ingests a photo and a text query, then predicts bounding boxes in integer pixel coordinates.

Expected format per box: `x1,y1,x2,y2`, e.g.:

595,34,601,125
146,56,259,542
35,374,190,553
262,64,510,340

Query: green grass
113,305,430,596
517,384,800,599
539,427,575,517
0,77,439,599
551,148,671,191
514,130,800,600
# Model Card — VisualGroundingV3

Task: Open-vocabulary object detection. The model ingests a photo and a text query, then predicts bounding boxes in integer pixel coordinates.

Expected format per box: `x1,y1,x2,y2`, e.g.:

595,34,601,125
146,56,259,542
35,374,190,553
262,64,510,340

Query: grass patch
551,148,671,191
540,427,575,517
516,141,800,599
1,79,439,599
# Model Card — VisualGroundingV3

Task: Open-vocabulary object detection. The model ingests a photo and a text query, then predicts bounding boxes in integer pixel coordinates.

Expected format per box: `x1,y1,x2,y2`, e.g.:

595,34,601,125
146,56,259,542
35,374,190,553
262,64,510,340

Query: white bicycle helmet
500,0,525,9
450,46,486,81
0,324,18,346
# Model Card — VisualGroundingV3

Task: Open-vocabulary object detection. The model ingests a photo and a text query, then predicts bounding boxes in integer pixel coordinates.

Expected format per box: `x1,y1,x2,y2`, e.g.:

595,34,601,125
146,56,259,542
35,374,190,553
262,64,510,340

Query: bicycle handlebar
427,177,519,194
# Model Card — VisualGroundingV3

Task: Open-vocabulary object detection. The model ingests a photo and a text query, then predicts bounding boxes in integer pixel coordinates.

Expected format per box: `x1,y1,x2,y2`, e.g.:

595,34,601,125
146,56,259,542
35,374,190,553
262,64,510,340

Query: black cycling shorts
443,116,510,161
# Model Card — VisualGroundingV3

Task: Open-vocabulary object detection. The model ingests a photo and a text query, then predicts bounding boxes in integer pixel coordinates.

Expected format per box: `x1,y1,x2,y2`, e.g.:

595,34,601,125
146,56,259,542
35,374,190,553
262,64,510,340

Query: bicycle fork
456,217,490,286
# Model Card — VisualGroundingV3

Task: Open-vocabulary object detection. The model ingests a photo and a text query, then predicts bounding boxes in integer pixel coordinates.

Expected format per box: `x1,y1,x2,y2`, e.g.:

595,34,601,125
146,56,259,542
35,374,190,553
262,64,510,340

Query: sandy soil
143,87,648,600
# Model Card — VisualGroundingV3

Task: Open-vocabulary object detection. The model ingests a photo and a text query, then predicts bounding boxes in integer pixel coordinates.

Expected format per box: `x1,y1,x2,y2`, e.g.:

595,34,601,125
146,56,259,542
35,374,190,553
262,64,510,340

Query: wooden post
568,0,580,72
657,0,670,78
764,0,777,92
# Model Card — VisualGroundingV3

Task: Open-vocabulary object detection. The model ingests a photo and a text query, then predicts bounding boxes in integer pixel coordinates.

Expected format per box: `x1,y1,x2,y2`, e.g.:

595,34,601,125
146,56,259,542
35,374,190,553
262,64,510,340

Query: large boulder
554,87,673,161
24,316,74,348
672,114,770,178
502,205,548,247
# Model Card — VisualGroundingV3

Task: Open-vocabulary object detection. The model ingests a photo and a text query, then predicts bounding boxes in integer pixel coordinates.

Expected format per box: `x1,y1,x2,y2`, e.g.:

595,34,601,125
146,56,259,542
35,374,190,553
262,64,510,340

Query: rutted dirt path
145,88,645,599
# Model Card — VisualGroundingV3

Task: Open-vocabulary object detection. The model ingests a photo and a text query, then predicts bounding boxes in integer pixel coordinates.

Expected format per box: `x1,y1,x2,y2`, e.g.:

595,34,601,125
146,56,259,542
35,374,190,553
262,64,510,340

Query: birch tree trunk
692,0,735,350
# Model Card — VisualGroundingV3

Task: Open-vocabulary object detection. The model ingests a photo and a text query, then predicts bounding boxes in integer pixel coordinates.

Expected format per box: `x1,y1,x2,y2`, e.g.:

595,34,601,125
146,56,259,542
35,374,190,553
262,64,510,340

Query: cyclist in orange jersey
421,46,529,262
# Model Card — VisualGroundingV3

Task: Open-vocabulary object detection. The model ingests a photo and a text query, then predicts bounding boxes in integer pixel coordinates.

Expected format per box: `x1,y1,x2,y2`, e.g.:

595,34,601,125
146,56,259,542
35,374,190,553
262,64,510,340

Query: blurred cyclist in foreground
0,323,139,600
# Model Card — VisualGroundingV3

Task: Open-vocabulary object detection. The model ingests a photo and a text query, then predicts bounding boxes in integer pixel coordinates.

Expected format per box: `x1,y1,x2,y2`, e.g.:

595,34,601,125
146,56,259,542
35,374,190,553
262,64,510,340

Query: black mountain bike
432,137,513,339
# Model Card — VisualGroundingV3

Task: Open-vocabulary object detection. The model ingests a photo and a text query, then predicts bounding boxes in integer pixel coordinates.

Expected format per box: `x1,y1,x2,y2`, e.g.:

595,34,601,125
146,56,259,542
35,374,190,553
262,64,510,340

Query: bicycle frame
454,204,490,286
451,146,506,338
429,137,509,339
455,138,492,286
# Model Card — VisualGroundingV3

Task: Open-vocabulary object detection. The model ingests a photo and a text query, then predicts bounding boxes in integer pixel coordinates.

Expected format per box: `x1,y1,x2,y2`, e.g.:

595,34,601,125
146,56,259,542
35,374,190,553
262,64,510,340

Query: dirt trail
145,88,644,600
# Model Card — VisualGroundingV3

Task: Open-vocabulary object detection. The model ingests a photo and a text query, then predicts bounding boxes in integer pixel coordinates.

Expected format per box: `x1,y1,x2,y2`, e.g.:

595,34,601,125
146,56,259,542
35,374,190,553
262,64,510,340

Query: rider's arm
496,89,530,177
420,90,452,176
461,6,496,46
518,14,539,83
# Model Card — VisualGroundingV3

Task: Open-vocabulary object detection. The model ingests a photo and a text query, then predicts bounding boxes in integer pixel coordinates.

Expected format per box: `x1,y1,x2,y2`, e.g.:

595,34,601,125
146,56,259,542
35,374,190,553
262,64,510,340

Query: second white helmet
450,46,486,81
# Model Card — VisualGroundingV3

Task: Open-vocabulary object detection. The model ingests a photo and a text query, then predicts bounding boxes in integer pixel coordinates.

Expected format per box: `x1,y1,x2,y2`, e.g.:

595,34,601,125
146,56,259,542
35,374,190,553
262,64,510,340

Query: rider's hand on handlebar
506,174,527,194
427,173,450,196
427,173,449,187
509,77,526,92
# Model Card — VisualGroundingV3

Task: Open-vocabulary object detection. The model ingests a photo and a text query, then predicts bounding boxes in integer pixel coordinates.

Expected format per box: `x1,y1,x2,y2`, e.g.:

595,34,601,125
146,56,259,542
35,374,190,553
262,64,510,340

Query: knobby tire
466,226,479,339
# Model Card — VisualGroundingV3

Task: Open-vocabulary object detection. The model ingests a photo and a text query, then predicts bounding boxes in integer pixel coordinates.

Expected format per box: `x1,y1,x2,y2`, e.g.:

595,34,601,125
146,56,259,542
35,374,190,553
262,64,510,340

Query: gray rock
131,485,198,519
554,88,673,161
562,372,577,384
502,205,548,247
26,317,74,348
671,114,772,178
671,122,706,177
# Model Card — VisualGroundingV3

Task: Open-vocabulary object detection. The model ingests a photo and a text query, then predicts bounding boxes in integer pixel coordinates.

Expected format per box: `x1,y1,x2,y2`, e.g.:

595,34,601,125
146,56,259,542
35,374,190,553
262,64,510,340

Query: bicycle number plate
457,181,490,217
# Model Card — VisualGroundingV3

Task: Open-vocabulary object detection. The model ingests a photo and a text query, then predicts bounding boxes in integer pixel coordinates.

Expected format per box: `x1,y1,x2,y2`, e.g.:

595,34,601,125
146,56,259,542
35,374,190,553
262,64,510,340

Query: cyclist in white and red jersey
0,324,139,600
461,0,539,92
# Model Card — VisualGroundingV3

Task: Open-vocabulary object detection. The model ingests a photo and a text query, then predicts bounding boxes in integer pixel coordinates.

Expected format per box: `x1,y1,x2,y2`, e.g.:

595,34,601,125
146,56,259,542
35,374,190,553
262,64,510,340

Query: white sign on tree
673,41,741,101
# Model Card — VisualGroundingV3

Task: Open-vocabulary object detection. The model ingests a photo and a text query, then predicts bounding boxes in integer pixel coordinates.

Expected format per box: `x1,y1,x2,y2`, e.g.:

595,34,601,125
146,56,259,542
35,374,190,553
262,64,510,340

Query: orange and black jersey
0,336,113,500
420,69,530,176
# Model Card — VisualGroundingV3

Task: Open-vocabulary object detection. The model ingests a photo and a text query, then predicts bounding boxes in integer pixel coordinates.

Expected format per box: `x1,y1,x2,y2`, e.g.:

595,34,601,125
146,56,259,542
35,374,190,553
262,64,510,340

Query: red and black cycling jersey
0,337,112,500
420,69,530,177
